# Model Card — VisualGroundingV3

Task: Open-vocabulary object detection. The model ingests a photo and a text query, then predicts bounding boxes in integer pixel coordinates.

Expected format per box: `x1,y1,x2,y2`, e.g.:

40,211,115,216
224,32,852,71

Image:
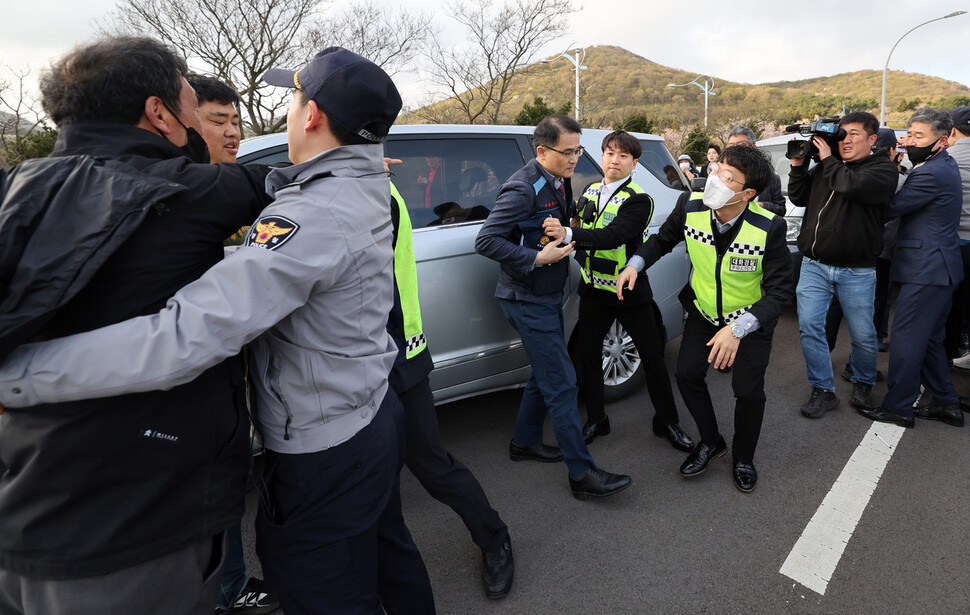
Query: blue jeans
499,299,595,478
797,258,877,390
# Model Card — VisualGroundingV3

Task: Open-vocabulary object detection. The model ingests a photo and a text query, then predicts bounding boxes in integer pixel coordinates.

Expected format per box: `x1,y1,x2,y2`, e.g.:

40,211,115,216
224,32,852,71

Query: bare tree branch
100,0,328,134
423,0,576,124
0,66,56,167
307,0,431,76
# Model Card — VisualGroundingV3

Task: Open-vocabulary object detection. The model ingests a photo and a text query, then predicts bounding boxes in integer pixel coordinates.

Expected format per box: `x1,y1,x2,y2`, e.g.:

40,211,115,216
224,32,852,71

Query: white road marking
780,422,906,595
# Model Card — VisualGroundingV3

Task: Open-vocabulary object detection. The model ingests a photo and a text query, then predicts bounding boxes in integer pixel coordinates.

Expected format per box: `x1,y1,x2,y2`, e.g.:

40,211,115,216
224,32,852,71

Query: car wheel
602,320,645,402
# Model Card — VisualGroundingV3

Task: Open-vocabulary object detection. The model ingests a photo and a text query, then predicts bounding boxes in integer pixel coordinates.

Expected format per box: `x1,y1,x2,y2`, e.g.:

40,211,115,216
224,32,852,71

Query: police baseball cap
950,106,970,128
874,127,898,149
263,47,402,143
677,154,692,162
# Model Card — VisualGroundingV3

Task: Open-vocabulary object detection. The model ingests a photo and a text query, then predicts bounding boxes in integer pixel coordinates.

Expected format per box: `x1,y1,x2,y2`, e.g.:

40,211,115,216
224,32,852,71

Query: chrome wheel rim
601,321,640,386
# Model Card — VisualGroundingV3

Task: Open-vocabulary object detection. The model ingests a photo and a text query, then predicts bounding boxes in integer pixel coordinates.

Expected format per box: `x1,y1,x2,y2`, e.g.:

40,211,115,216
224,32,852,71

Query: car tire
601,301,668,403
601,319,645,402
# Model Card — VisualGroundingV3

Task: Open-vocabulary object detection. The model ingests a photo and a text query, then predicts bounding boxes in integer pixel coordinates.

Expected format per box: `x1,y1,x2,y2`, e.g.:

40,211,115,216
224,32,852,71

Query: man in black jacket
789,112,898,420
615,145,793,492
0,37,271,614
541,130,693,452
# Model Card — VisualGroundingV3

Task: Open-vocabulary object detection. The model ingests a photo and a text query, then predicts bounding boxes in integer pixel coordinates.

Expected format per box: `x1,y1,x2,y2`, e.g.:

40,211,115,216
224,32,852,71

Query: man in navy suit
859,108,965,428
475,115,632,499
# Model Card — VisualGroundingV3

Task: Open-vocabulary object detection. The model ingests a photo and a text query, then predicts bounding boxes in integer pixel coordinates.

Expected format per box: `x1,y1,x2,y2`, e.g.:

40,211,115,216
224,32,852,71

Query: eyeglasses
543,145,585,159
716,169,745,188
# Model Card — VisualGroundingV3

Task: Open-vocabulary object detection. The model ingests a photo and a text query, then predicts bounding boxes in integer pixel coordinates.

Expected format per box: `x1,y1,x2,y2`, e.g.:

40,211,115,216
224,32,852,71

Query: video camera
785,117,846,161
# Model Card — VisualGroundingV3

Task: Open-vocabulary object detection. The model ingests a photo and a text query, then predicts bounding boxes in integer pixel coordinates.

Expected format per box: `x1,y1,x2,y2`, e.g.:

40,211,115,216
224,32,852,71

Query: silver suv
238,125,690,404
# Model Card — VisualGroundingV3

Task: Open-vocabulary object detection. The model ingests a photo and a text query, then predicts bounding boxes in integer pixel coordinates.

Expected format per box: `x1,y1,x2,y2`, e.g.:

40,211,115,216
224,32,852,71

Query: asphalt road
243,307,970,614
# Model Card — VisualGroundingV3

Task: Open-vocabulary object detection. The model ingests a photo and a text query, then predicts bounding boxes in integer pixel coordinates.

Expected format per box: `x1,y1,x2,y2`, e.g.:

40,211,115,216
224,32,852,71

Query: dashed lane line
779,422,906,595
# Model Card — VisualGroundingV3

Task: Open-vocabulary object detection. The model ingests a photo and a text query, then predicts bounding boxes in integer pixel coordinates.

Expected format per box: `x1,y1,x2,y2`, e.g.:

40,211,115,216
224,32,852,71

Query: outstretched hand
706,326,740,369
535,239,574,265
616,266,638,301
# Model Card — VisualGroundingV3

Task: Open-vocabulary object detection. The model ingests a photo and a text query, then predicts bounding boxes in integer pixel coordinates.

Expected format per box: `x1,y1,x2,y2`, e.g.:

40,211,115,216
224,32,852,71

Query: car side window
238,146,290,166
570,153,603,200
384,138,524,229
637,140,689,189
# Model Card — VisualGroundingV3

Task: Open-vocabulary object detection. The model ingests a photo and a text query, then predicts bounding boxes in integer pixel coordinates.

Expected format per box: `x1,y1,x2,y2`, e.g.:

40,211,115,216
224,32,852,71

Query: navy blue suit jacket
888,149,963,287
475,158,572,304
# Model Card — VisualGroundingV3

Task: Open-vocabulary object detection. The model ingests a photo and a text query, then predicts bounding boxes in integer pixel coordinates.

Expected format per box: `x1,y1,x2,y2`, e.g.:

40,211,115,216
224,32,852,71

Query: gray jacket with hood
0,143,398,454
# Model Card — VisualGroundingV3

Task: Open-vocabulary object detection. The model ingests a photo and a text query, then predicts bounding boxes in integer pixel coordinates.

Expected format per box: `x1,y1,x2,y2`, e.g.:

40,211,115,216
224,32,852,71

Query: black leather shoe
509,440,563,463
857,406,915,428
652,422,694,452
568,468,632,500
915,402,964,427
582,417,611,444
679,436,727,476
733,460,758,493
481,537,514,599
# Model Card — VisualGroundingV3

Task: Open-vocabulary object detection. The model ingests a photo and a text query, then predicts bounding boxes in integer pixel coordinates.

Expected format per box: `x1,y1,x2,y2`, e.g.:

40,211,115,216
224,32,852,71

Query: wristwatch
730,322,745,339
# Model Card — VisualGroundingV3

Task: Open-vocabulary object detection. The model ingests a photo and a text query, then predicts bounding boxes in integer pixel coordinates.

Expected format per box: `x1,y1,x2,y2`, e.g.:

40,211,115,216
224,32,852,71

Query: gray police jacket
0,144,398,455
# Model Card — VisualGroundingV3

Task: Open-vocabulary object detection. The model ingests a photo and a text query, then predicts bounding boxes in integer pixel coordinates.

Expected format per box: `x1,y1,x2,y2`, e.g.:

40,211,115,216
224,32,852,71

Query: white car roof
238,125,664,157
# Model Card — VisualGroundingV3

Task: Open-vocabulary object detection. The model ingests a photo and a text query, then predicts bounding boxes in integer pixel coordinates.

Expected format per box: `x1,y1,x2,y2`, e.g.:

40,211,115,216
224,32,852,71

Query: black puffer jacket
789,153,899,268
0,122,271,579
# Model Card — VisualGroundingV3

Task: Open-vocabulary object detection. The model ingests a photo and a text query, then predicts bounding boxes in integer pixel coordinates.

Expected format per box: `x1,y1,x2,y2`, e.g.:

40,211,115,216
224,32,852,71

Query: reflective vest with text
684,192,773,325
576,180,651,292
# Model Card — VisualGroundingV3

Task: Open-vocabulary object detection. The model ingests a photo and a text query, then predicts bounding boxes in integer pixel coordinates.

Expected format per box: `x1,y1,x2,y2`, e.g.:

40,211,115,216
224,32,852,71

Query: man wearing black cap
0,47,436,614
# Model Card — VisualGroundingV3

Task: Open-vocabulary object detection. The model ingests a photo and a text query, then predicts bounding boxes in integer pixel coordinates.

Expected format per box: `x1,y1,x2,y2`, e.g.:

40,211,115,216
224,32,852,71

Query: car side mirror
690,177,706,192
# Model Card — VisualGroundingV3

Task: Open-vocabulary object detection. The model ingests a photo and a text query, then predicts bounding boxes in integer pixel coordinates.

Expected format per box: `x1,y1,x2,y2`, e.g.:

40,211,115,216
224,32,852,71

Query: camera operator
789,112,899,419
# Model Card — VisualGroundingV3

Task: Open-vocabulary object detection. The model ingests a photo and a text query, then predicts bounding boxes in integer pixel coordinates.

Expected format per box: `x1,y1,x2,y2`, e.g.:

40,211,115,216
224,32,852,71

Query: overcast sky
3,0,969,109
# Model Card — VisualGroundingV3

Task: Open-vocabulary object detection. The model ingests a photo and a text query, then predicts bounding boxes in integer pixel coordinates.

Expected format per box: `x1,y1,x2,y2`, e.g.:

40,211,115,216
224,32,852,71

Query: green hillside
404,45,970,136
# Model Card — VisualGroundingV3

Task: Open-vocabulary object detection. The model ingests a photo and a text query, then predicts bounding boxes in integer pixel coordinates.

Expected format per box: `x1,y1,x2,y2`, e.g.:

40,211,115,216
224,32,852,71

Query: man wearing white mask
615,145,793,492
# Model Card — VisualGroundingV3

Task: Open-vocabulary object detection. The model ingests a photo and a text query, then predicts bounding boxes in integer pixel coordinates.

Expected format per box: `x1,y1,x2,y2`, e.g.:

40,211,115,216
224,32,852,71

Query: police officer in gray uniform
0,47,436,615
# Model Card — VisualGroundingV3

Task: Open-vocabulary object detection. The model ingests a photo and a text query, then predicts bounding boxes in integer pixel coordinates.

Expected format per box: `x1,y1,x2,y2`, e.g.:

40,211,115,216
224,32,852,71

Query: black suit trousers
400,376,508,553
576,292,679,427
675,315,773,463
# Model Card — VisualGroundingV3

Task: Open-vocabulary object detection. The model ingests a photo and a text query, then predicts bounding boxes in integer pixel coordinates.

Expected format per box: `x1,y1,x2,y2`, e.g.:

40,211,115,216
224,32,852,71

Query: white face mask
702,174,744,210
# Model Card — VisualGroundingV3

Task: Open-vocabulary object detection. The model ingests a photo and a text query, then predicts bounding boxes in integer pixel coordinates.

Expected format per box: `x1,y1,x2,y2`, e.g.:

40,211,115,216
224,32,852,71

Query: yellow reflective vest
684,192,774,325
390,182,427,359
576,180,650,292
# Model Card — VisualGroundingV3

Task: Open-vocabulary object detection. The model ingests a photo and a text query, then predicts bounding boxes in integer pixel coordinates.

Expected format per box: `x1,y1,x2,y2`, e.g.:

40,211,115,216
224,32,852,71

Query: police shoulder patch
245,216,300,251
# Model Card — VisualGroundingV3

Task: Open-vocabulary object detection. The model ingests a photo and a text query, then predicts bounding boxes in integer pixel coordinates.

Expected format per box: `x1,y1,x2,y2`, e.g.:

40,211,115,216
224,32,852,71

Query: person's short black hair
719,145,773,195
909,107,953,138
296,90,371,146
534,114,582,150
40,36,187,127
186,73,240,107
707,143,721,154
601,130,641,158
839,111,880,136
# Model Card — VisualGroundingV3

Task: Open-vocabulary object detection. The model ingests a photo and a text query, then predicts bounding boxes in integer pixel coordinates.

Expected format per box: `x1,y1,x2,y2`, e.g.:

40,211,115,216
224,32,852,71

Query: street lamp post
880,11,966,126
667,76,717,129
541,48,587,121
